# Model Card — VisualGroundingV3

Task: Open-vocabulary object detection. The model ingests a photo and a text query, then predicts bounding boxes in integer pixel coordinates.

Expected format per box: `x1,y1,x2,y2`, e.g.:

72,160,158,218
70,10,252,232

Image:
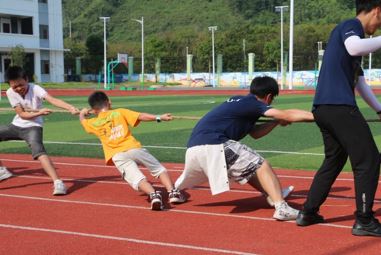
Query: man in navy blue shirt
296,1,381,237
174,76,314,221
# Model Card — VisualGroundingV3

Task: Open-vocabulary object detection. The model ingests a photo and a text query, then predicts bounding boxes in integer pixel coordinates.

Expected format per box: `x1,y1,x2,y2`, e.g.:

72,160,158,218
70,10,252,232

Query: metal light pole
69,20,72,38
275,5,288,90
289,0,294,90
208,26,217,87
100,17,109,89
132,17,144,88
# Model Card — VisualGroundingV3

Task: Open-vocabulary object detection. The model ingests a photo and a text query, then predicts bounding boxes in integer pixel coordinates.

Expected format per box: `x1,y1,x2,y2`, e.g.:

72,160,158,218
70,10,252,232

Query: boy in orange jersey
79,91,186,210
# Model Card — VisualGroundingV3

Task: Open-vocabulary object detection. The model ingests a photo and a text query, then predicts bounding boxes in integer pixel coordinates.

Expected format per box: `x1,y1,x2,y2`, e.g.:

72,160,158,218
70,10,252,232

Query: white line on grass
0,193,352,231
0,158,184,170
6,140,324,156
0,223,258,255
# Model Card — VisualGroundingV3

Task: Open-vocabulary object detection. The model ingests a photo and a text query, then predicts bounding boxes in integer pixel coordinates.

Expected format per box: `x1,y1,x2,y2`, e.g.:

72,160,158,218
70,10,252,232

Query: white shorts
112,148,166,190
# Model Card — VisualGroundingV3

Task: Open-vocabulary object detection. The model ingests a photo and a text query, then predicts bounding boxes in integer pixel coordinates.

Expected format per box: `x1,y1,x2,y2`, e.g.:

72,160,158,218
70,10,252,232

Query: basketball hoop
117,53,128,68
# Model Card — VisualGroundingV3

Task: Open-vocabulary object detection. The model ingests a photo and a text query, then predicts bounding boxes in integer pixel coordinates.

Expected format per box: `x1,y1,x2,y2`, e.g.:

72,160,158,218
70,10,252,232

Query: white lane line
0,223,257,255
0,193,352,230
9,175,374,204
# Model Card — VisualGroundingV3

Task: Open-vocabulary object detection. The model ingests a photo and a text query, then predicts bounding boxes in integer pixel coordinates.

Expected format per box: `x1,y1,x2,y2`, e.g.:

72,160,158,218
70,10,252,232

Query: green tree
85,34,104,73
64,38,86,74
10,45,26,67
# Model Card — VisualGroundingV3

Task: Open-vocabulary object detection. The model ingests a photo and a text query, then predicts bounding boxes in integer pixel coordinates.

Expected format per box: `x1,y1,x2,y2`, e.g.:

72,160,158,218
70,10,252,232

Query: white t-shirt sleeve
6,89,20,108
33,84,48,99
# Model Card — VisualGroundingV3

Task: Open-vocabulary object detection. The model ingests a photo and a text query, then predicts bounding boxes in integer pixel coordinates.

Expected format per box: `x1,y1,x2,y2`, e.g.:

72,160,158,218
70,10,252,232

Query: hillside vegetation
62,0,378,73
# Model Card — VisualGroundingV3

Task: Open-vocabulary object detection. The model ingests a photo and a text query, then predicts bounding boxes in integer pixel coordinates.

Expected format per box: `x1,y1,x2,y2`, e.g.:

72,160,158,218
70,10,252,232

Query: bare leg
248,174,267,194
137,179,156,195
38,154,60,181
252,160,283,203
158,171,175,191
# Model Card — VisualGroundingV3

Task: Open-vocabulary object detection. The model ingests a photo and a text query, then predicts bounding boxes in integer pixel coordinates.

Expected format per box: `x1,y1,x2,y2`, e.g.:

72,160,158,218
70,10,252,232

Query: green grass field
1,93,381,171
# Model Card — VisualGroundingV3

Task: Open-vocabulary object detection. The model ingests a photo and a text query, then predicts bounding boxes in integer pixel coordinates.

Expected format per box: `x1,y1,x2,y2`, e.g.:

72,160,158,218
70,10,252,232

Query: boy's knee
131,176,147,191
151,167,167,178
31,143,47,160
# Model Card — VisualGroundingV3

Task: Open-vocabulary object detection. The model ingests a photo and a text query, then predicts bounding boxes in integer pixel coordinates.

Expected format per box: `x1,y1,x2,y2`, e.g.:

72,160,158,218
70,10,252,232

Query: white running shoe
0,167,13,181
53,180,67,195
266,185,294,207
273,201,299,221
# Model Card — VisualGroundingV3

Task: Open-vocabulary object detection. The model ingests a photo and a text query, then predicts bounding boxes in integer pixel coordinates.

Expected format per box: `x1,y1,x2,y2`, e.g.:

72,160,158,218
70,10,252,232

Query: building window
39,25,49,39
1,18,11,33
11,18,18,34
38,0,48,3
21,17,33,35
41,60,50,74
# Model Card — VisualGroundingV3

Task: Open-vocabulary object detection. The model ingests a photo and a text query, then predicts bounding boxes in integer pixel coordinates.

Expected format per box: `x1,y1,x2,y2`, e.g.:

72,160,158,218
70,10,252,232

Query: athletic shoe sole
352,229,381,237
151,200,163,211
169,196,186,204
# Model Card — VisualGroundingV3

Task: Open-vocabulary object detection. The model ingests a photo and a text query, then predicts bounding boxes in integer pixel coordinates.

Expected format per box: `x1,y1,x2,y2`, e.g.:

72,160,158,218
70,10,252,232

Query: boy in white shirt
0,66,79,195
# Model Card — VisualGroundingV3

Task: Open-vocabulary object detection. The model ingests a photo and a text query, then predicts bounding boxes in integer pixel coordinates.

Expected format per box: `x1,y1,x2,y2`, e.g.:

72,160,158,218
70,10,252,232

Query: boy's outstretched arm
14,105,53,120
79,108,91,122
263,108,314,123
249,120,280,139
250,109,313,139
138,113,173,122
44,94,79,114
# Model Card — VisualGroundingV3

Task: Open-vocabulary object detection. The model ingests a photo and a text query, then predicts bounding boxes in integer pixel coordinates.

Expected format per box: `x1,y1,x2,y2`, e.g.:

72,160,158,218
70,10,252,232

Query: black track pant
303,105,380,223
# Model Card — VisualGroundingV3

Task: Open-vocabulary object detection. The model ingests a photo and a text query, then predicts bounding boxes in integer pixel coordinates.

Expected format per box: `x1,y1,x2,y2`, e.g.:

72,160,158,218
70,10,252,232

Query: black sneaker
296,211,325,226
168,189,187,204
352,218,381,237
149,191,163,211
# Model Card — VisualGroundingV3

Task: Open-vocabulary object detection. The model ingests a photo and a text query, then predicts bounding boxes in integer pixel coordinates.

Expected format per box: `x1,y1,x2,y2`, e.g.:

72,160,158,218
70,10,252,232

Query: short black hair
356,0,381,15
88,91,109,110
249,76,279,98
5,66,28,82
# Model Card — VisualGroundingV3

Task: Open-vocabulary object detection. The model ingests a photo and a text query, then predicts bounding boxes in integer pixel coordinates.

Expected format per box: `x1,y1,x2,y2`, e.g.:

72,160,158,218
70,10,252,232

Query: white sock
274,200,285,209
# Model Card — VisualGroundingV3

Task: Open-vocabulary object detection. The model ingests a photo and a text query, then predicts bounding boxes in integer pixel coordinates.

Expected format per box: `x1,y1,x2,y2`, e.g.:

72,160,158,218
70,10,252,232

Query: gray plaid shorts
223,140,264,185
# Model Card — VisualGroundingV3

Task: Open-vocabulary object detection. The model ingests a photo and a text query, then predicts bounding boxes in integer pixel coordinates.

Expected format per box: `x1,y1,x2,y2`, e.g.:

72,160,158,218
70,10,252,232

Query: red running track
1,154,381,254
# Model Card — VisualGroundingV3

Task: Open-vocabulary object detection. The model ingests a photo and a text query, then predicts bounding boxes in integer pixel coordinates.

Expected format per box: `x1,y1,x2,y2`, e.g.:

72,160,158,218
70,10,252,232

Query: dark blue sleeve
341,19,364,42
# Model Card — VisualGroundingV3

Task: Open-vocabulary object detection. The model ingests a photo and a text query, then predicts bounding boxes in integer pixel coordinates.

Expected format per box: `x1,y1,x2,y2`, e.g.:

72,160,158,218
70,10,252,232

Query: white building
0,0,64,83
